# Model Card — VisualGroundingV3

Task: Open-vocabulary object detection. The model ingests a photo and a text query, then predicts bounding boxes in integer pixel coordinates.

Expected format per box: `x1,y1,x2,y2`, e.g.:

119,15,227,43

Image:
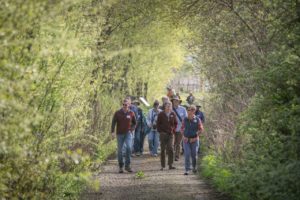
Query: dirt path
81,142,229,200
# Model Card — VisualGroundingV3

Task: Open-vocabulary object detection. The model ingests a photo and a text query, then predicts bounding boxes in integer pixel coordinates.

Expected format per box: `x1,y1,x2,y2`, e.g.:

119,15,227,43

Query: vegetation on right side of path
182,1,300,200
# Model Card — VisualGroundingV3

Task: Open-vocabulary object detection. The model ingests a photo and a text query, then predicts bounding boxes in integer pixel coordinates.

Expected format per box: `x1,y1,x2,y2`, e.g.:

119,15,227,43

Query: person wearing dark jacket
111,99,136,173
186,92,195,105
132,100,145,156
195,103,205,154
157,101,177,170
195,104,205,123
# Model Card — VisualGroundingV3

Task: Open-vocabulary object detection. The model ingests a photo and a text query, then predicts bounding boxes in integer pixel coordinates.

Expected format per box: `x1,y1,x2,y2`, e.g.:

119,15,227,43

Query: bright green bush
201,155,232,192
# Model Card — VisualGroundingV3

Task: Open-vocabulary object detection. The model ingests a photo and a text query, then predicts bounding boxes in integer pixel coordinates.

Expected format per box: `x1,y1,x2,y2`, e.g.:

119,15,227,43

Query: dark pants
140,129,146,154
174,132,183,159
159,132,174,168
134,125,142,153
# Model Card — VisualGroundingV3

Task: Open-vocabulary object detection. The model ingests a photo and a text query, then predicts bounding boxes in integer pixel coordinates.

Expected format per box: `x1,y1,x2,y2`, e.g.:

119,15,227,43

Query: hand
183,137,188,143
111,132,116,139
191,137,199,143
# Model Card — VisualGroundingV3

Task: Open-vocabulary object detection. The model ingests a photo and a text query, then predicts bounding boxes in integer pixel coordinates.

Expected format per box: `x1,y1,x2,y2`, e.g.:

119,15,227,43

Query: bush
201,155,232,192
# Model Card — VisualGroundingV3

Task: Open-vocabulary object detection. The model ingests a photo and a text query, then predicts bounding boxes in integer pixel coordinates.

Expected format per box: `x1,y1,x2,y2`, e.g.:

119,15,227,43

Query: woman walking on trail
146,100,162,157
111,99,137,173
157,101,177,170
181,105,203,175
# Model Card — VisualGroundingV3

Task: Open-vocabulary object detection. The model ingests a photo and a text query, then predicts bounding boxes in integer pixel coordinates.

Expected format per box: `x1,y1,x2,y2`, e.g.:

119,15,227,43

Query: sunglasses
123,104,129,106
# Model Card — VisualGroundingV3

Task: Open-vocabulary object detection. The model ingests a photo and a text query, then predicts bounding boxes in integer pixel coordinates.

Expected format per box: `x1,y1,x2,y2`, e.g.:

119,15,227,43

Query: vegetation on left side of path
0,0,186,199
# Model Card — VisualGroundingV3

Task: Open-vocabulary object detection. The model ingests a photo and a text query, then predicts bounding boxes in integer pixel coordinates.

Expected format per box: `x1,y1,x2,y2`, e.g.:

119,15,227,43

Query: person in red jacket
111,99,137,173
157,101,178,170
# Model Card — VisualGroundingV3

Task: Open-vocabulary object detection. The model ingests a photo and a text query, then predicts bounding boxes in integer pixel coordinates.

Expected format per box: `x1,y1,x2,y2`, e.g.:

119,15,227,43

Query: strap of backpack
173,107,182,122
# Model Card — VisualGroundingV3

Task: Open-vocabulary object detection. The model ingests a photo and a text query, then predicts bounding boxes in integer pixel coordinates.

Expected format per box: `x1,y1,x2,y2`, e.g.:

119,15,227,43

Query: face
187,108,196,117
164,103,172,112
122,100,130,110
173,100,180,107
125,98,132,105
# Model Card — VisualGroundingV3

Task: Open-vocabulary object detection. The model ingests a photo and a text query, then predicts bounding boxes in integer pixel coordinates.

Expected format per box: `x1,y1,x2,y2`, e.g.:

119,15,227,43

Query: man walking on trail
195,103,205,124
123,96,138,156
132,100,144,156
195,103,205,155
181,105,203,175
166,86,176,99
186,92,195,105
157,101,177,170
111,99,136,173
171,96,187,161
146,100,162,157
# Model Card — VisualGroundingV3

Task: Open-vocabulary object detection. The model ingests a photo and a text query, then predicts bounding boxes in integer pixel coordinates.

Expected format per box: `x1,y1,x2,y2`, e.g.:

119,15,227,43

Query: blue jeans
122,130,134,154
134,125,142,153
117,132,132,168
183,139,199,171
148,130,159,155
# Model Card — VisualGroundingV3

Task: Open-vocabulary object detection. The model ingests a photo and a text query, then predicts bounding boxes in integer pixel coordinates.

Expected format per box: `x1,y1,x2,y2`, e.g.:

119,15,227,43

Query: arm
146,110,152,127
157,113,162,133
140,111,145,130
131,112,137,131
181,120,188,143
111,112,117,138
183,108,188,119
198,119,204,135
180,119,185,134
202,112,205,123
111,112,117,133
173,112,178,132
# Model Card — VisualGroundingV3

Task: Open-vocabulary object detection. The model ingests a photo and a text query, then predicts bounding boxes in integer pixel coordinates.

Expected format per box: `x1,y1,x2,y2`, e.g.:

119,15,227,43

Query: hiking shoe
135,152,140,156
125,166,133,173
153,154,158,157
169,166,176,170
160,167,164,171
119,168,124,173
192,168,198,173
184,171,189,175
175,158,179,161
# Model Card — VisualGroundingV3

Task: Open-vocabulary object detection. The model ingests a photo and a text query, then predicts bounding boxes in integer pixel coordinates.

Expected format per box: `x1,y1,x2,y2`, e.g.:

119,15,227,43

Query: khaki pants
174,132,183,160
159,132,174,168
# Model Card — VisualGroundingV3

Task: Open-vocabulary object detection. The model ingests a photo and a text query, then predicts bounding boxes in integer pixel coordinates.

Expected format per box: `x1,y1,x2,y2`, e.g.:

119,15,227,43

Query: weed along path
82,143,229,200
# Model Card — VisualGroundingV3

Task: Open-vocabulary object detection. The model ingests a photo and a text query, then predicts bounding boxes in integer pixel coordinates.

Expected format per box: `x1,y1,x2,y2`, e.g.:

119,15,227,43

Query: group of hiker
111,88,205,175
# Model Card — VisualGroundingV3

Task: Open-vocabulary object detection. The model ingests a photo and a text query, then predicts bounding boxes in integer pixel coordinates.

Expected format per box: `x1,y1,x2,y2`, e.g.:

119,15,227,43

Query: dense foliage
0,0,185,199
180,1,300,199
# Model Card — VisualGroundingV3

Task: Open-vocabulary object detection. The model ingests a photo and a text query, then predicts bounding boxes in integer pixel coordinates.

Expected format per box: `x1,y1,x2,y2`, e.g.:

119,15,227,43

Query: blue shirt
173,106,187,132
195,110,205,123
130,104,139,120
146,108,162,130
